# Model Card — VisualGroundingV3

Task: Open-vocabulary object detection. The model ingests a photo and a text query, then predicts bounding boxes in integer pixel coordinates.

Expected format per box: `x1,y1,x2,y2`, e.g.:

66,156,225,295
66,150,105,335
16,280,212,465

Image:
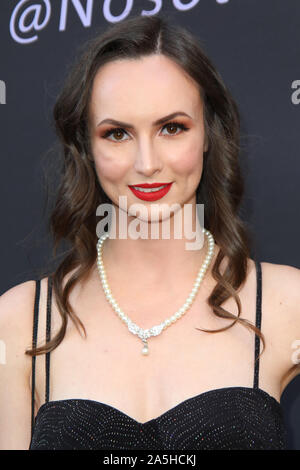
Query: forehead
89,54,203,122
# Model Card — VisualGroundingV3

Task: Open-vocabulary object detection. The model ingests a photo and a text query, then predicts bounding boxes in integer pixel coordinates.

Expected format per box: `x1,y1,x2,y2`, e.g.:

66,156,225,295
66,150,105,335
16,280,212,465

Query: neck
97,204,214,291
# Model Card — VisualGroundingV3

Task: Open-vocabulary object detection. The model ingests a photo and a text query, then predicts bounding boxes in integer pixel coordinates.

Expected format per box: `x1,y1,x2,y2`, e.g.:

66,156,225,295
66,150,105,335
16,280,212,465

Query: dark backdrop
0,0,299,449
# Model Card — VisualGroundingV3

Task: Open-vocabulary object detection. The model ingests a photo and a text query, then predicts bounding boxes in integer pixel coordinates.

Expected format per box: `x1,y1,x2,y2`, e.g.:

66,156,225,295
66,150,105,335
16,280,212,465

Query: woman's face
89,54,208,223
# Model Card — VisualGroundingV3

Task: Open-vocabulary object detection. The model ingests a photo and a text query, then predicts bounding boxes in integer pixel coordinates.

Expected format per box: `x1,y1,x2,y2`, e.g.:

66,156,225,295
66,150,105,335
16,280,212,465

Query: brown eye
161,122,189,136
165,123,178,134
102,127,129,142
112,129,125,140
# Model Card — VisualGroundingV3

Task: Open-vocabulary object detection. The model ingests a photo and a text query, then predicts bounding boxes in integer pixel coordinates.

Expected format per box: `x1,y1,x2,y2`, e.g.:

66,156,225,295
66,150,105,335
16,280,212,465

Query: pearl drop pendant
141,340,149,356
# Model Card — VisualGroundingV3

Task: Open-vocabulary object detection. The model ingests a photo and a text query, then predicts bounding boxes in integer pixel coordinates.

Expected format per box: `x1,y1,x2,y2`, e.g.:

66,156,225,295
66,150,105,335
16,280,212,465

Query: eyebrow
96,111,192,128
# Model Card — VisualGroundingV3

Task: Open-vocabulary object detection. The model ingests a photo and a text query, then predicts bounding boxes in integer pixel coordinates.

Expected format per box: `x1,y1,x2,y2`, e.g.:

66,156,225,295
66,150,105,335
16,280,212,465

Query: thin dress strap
253,260,262,389
31,279,41,440
45,276,52,403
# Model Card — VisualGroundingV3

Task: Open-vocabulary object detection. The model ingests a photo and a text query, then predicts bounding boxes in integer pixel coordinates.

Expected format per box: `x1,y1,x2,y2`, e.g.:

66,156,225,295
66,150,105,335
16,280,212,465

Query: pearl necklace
96,228,215,355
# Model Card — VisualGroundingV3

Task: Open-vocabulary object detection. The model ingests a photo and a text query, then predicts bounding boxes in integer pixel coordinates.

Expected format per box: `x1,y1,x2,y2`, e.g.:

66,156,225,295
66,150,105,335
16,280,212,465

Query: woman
0,14,299,450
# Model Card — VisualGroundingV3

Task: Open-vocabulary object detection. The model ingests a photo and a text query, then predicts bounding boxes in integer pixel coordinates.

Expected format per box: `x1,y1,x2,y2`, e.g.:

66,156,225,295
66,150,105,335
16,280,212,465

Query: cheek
170,142,203,176
93,150,128,183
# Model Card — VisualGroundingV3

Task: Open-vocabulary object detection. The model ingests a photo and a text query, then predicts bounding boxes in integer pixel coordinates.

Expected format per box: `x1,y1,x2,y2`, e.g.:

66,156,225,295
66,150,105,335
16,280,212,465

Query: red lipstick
128,182,173,201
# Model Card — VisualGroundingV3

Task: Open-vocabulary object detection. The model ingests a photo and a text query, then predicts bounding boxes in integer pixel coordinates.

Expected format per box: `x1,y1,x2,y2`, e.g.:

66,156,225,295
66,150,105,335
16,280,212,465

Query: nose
133,140,163,177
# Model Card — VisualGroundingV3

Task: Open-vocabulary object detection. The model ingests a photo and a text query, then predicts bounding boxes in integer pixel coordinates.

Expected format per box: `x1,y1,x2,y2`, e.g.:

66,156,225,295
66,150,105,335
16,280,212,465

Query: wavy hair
26,13,288,381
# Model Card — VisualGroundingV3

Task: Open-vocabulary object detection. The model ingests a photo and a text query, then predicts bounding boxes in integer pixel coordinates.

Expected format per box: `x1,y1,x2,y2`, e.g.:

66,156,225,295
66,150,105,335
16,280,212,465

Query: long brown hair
26,13,286,380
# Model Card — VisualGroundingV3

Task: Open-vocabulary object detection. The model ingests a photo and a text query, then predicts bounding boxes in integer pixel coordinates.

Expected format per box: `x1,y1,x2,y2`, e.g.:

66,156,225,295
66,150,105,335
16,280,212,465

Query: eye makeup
100,121,190,142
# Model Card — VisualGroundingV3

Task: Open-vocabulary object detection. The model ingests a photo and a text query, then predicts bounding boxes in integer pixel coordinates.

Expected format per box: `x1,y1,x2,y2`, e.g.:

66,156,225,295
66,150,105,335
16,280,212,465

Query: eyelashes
101,121,190,143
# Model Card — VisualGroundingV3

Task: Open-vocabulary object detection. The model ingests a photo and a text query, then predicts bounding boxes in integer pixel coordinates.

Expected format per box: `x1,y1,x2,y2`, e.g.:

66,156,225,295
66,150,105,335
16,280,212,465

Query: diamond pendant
141,339,149,356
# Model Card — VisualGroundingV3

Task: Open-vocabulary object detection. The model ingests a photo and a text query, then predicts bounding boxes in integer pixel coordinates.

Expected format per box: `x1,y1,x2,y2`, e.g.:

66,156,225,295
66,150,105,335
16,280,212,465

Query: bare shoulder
260,261,300,389
261,261,300,315
0,279,37,330
0,279,37,449
0,279,37,371
0,279,37,328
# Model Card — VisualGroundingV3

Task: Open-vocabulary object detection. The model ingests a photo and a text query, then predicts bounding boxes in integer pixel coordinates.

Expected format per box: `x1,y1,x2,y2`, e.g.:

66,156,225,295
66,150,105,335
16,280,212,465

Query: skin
88,54,212,293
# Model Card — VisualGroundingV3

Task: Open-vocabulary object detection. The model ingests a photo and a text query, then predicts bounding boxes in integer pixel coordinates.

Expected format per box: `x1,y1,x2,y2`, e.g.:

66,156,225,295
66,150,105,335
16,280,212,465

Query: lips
128,182,173,201
129,183,170,188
